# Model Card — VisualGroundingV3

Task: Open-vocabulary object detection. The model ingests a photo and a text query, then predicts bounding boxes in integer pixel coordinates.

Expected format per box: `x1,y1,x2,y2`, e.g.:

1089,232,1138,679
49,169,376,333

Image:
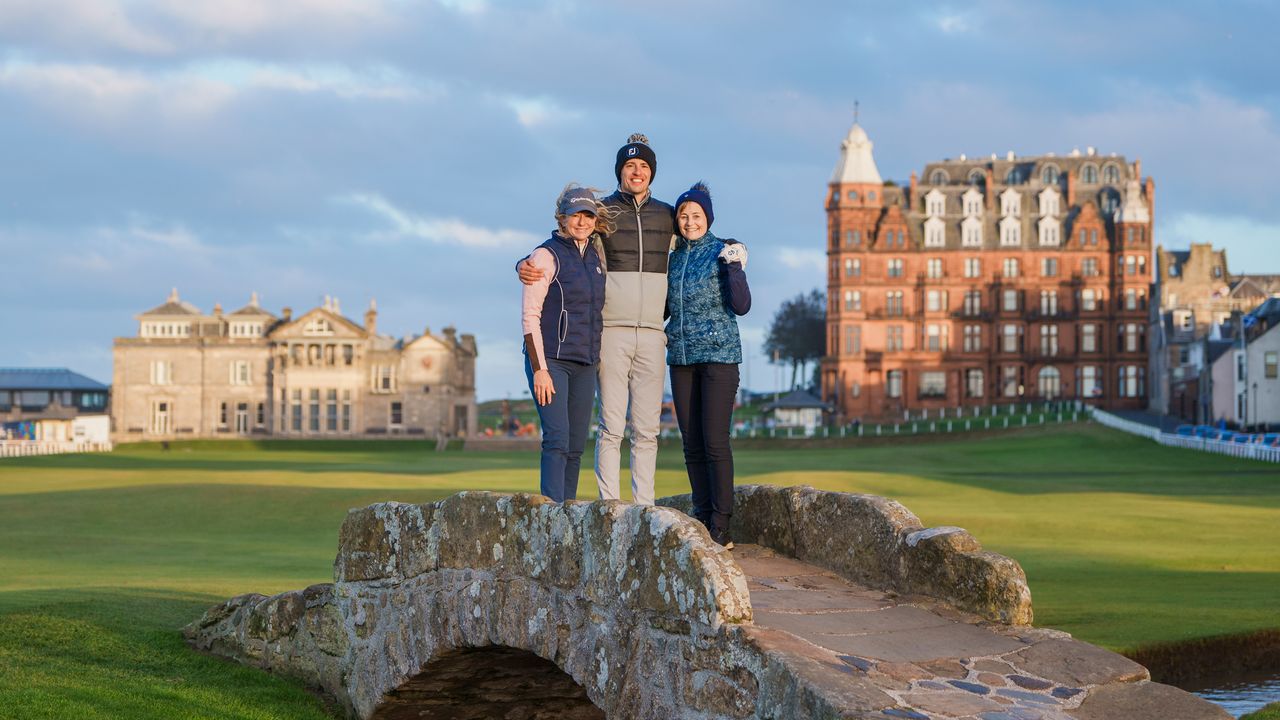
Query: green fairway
0,426,1277,719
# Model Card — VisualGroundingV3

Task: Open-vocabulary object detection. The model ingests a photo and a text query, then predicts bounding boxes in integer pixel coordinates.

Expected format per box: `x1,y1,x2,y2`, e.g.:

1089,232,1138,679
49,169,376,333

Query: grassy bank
1,425,1276,718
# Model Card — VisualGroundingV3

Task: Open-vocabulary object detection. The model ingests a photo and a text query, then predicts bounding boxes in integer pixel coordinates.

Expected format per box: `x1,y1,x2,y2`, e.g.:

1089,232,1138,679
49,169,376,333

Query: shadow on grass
0,586,335,720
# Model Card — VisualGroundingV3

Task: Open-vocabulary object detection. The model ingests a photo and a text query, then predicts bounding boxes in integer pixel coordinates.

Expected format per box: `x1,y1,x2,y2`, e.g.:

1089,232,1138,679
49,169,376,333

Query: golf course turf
0,424,1276,718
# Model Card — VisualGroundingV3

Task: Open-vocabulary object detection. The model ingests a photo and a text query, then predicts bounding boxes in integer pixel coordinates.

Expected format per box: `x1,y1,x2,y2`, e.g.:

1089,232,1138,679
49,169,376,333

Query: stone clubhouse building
822,122,1155,422
111,290,477,441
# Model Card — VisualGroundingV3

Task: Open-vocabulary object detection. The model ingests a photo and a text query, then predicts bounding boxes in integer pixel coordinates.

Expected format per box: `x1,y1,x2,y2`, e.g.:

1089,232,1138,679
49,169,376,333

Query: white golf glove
718,243,748,269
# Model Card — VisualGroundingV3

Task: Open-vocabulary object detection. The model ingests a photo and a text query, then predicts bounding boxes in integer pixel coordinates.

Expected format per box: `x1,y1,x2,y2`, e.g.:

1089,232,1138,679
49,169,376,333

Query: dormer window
999,216,1021,246
925,189,946,216
930,169,949,185
1038,187,1061,217
304,318,335,336
1081,163,1098,184
1038,217,1061,246
961,216,983,246
1000,189,1021,217
968,169,985,185
962,188,983,217
1102,163,1121,184
1041,164,1060,185
1004,168,1021,185
924,217,945,247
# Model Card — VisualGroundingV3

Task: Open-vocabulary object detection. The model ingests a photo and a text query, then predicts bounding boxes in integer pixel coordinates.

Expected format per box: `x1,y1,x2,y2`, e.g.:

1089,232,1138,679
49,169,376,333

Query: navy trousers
525,356,597,502
670,363,739,543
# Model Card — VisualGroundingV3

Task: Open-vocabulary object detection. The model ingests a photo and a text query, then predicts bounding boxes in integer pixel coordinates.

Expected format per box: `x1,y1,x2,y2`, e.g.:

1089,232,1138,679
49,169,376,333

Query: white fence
0,441,114,458
1089,409,1280,463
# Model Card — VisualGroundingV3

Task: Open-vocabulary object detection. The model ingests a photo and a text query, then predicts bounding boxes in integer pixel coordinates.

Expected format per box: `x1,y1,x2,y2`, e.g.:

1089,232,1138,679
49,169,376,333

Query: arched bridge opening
370,646,604,720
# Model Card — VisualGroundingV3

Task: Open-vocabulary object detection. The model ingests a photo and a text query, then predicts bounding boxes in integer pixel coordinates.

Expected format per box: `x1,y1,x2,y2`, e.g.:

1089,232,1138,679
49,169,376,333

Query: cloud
924,7,978,34
1161,212,1280,273
776,248,826,272
341,193,539,249
503,95,580,129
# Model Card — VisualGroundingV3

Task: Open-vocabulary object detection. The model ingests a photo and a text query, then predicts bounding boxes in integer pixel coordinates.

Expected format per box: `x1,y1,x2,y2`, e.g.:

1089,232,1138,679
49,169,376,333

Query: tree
764,289,826,390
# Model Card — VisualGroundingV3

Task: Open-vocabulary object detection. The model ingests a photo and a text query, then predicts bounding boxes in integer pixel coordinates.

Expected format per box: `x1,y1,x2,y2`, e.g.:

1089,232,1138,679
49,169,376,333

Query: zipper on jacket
635,197,644,329
678,244,688,364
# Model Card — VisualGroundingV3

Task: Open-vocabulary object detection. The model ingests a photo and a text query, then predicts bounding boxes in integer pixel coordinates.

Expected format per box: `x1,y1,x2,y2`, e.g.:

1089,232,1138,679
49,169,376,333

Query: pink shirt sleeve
521,247,557,371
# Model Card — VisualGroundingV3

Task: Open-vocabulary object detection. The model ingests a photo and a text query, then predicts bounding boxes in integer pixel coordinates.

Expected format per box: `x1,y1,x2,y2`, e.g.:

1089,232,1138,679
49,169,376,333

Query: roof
762,389,833,412
228,292,276,318
0,368,109,391
139,288,203,317
831,122,883,185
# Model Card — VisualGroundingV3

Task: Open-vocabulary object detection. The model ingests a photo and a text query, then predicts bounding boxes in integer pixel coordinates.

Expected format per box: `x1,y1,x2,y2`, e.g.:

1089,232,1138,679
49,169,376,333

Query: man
518,133,674,505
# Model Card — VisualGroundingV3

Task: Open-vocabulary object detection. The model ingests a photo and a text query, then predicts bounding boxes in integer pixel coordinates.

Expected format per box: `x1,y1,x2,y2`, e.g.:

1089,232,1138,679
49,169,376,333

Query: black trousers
669,363,739,542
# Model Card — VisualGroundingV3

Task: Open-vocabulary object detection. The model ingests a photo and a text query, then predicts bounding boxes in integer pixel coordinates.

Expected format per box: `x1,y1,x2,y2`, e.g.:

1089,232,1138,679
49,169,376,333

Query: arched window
968,169,985,185
1081,163,1098,184
931,169,949,185
1005,168,1020,185
1102,164,1120,184
1037,366,1061,399
848,190,859,200
1041,164,1060,185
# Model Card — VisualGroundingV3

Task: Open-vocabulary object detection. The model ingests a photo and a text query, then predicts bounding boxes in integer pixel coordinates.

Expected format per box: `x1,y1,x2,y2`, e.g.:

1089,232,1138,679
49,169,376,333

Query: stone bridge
185,486,1227,719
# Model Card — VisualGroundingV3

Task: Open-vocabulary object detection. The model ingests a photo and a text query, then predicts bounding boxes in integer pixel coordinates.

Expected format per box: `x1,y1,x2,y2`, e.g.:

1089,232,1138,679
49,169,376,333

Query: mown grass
0,425,1277,718
1245,702,1280,719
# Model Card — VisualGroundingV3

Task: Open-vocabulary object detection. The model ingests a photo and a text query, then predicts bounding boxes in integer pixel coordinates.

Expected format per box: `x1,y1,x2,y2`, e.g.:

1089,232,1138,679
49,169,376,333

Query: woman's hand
533,369,555,406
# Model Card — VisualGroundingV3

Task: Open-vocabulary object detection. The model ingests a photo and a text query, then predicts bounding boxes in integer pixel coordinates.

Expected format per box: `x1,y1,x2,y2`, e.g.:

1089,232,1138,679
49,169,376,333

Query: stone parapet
658,484,1034,625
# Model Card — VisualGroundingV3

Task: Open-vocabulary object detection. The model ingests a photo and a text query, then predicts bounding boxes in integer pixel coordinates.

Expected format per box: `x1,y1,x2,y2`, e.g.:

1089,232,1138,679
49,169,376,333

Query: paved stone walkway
734,544,1229,720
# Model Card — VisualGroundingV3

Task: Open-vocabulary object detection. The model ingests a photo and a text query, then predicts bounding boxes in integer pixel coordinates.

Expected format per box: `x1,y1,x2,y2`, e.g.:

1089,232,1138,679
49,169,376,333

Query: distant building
821,122,1153,421
111,290,478,441
1150,243,1280,419
1202,297,1280,429
0,368,110,442
761,390,832,436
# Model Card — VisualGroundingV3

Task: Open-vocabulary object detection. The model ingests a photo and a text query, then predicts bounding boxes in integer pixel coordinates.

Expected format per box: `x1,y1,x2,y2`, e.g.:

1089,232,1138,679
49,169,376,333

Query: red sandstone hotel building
821,123,1154,421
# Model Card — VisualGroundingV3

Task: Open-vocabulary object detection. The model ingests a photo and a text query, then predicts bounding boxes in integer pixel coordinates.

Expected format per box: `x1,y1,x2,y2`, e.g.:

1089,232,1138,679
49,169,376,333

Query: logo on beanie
626,147,638,157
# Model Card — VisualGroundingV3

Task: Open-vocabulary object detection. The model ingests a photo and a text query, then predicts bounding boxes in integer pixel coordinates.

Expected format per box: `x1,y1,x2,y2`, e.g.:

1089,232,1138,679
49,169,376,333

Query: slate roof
0,368,109,391
762,389,833,412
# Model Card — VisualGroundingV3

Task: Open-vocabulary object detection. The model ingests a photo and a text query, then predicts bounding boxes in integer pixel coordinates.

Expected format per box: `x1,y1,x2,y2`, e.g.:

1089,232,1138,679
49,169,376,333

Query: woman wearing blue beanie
666,182,751,548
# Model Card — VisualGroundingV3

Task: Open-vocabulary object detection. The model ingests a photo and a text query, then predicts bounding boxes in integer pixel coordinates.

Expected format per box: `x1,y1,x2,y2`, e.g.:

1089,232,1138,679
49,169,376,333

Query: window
1237,352,1246,382
219,402,228,427
256,403,265,427
964,291,982,317
847,190,858,200
966,369,985,398
1122,323,1144,353
1082,258,1099,277
291,389,302,432
391,402,403,426
1040,291,1058,316
235,402,250,434
1000,189,1021,217
925,220,945,247
150,401,171,434
1040,325,1059,356
962,218,982,246
303,317,334,336
373,365,396,392
1042,165,1060,185
930,170,948,186
1003,289,1019,312
1103,164,1120,184
230,360,251,386
926,290,948,312
927,258,943,278
1002,324,1021,353
887,258,904,278
1037,367,1061,399
1089,229,1098,245
343,344,355,365
844,325,861,354
1039,221,1060,246
18,391,50,409
1266,352,1278,379
1003,258,1019,278
309,389,321,432
1213,266,1223,278
1118,366,1145,398
1081,289,1098,312
150,360,173,386
1005,168,1020,185
968,169,985,185
887,370,903,398
1081,324,1098,353
326,389,338,431
920,371,946,398
1138,255,1147,275
1041,257,1058,277
1002,366,1021,397
886,291,904,317
964,257,981,278
964,325,982,352
1124,255,1137,276
851,381,861,397
887,325,904,351
1082,164,1098,184
0,390,12,411
925,324,948,351
1124,289,1138,311
1001,220,1021,246
342,390,352,431
1078,366,1101,398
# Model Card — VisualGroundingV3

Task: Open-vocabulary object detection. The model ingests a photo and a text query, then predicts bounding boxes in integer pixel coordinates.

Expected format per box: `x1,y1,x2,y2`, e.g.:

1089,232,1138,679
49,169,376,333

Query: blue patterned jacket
665,232,751,365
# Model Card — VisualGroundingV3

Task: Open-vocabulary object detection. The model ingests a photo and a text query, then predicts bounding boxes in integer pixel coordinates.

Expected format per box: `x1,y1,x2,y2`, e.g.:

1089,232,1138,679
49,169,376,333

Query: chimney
364,298,378,335
443,326,458,345
282,307,292,322
1133,158,1142,179
1066,169,1075,207
908,171,918,207
213,302,223,316
984,168,995,211
333,297,341,315
1145,177,1155,234
460,333,477,355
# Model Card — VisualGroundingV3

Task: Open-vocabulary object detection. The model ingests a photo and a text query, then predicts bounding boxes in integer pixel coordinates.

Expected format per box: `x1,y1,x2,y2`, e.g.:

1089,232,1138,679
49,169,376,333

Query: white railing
0,441,114,458
1089,409,1280,463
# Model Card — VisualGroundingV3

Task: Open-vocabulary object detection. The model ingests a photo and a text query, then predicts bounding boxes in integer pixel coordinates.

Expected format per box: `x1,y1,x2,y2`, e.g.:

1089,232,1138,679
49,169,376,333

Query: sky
2,0,1279,401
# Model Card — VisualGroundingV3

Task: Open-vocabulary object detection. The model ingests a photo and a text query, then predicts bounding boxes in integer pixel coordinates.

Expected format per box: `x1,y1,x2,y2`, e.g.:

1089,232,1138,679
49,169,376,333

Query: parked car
1175,425,1195,437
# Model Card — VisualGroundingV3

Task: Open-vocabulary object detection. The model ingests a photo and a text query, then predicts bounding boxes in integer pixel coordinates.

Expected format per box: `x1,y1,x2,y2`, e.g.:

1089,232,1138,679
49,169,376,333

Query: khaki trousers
594,326,666,505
